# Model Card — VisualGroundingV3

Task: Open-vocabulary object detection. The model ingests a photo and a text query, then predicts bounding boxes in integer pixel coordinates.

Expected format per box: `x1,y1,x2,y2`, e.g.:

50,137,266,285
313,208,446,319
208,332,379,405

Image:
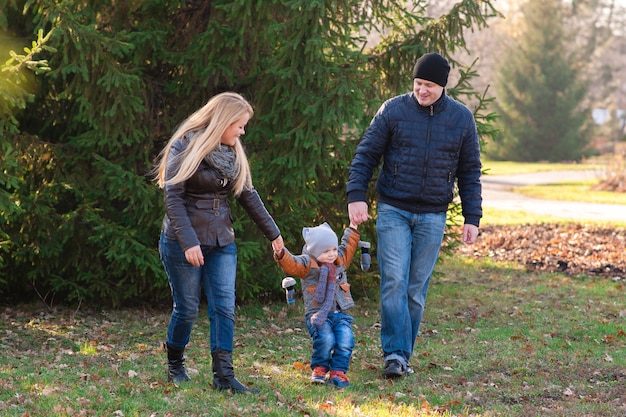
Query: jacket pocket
336,281,355,310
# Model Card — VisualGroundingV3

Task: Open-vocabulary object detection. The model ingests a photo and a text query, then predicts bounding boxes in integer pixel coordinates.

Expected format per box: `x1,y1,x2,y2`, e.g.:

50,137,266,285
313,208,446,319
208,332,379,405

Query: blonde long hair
156,92,253,196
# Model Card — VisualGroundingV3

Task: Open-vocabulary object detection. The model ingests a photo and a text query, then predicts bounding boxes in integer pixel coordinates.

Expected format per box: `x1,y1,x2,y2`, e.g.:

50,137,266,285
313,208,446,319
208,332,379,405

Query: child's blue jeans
305,311,354,372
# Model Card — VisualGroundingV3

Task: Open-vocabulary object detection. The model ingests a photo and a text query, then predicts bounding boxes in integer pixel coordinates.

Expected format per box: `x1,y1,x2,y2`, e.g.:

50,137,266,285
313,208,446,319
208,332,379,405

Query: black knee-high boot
165,343,191,383
211,350,258,394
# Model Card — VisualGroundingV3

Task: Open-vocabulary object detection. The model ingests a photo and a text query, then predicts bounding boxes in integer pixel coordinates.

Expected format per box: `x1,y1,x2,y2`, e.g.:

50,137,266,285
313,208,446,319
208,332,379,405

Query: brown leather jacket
161,137,280,251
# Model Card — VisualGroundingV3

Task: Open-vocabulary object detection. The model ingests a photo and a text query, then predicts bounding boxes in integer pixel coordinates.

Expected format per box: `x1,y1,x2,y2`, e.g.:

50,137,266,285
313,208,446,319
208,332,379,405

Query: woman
155,92,284,393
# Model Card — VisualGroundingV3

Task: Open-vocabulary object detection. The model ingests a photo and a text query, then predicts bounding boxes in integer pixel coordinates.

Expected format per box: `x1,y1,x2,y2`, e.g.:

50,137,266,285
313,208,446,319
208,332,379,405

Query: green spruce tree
491,0,590,162
0,0,499,305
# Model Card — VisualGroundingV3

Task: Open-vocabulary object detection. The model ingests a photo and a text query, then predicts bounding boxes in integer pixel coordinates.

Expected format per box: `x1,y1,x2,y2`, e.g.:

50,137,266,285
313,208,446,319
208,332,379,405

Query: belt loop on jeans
213,199,220,210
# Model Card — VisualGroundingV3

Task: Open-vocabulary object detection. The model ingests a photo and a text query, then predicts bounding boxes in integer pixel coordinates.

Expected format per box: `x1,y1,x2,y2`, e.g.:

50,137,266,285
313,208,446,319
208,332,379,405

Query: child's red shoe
328,370,350,388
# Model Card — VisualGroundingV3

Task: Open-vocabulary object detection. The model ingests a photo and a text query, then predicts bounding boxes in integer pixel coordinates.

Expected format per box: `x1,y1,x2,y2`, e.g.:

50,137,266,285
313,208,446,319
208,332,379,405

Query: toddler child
274,222,361,388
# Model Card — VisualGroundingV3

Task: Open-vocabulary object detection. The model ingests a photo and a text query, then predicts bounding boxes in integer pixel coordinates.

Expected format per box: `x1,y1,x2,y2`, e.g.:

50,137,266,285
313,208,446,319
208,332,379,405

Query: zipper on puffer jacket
420,111,434,200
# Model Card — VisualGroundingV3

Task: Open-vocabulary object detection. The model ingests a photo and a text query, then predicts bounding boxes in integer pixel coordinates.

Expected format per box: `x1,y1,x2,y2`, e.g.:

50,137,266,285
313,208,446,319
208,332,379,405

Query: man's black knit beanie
412,52,450,87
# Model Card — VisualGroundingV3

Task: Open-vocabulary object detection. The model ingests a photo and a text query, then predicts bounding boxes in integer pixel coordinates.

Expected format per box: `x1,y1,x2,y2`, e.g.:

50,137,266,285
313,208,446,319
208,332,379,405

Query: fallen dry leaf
292,361,307,371
457,224,625,278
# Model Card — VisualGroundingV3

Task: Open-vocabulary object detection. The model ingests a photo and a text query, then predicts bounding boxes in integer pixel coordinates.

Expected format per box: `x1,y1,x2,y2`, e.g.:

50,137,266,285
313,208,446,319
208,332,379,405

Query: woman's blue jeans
376,203,446,367
305,311,354,372
159,233,237,353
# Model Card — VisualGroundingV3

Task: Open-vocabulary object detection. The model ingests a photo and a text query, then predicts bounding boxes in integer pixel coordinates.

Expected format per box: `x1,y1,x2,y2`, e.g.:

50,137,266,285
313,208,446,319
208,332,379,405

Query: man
346,52,482,379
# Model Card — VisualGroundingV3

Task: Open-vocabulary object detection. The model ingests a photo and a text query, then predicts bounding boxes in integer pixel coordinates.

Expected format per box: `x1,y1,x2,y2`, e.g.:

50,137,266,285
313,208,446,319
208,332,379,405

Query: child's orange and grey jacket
274,227,360,317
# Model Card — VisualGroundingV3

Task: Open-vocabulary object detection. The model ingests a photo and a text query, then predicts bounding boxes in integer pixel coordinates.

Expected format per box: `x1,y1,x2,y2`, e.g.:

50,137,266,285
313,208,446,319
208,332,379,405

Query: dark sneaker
383,359,405,379
328,370,350,388
311,366,328,384
405,365,414,376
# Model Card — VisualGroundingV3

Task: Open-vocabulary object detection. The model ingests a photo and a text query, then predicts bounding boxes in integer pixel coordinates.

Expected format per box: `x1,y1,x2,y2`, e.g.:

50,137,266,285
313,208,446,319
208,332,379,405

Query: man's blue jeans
376,203,446,367
305,311,354,372
159,233,237,353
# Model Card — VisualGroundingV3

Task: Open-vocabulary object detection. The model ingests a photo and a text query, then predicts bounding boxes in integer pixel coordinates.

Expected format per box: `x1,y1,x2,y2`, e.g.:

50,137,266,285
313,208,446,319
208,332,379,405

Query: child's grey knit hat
302,222,338,259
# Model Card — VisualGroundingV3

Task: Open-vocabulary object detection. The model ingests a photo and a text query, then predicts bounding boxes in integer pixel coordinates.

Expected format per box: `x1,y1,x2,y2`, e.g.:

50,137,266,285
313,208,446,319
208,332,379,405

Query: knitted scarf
204,144,239,184
310,262,337,327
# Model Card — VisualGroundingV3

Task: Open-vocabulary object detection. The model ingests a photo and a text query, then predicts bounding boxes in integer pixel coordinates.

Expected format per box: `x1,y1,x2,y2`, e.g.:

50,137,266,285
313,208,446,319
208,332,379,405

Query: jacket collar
412,91,446,115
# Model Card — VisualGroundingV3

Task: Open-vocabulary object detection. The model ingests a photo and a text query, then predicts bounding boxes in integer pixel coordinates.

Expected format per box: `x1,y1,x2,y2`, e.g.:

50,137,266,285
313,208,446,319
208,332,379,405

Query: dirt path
481,170,626,222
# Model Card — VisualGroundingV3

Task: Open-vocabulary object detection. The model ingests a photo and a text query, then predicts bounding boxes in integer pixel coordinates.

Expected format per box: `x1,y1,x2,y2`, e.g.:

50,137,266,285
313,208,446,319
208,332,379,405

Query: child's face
316,247,338,264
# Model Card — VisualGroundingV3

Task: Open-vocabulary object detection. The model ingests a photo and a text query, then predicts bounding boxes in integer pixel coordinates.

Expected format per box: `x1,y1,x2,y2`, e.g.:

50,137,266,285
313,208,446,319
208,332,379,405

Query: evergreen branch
3,28,55,75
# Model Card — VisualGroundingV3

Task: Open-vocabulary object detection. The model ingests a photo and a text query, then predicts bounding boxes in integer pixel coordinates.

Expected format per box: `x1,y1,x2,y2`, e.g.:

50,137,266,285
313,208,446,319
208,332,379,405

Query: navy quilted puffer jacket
346,92,482,227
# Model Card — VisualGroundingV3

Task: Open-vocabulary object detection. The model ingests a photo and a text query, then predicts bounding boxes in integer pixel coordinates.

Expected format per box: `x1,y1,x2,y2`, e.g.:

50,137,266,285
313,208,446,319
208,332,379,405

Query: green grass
2,161,624,416
1,256,624,417
480,207,626,227
482,160,605,175
516,180,626,205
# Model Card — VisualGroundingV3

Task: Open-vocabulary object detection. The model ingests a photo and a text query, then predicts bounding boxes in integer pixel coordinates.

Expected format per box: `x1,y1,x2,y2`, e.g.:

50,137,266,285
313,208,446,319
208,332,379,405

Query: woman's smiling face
221,114,250,146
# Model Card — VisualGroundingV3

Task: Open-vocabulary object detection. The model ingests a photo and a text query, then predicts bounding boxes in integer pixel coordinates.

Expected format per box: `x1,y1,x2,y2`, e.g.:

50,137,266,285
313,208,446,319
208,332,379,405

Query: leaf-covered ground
457,224,626,278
